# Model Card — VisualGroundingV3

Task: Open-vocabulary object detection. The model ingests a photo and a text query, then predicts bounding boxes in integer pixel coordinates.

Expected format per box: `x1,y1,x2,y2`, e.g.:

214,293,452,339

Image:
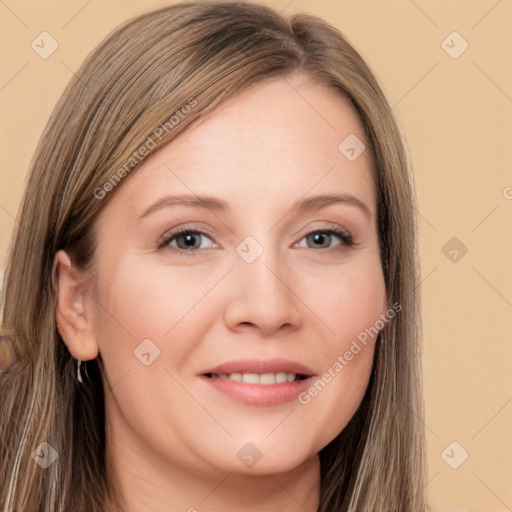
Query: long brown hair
0,2,426,510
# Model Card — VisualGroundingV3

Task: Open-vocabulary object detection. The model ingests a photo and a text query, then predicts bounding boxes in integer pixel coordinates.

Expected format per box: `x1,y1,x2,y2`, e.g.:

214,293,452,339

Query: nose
223,248,303,337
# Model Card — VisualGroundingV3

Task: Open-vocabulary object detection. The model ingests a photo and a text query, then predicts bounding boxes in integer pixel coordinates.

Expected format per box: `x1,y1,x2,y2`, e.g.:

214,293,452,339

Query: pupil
311,232,328,248
183,233,199,248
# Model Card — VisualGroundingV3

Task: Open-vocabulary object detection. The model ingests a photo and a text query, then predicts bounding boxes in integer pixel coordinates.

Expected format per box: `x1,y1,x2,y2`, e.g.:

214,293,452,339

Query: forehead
100,75,375,222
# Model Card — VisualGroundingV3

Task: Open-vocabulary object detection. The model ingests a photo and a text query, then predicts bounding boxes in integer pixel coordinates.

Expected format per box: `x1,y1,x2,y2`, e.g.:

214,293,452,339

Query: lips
202,358,315,377
200,358,316,406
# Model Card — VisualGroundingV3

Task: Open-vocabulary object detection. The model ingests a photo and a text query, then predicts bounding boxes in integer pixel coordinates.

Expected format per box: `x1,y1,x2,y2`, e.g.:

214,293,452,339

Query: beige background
1,1,511,510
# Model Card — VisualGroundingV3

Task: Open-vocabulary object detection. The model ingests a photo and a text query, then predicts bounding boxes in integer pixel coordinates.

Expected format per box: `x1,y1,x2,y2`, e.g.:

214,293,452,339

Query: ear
53,250,98,361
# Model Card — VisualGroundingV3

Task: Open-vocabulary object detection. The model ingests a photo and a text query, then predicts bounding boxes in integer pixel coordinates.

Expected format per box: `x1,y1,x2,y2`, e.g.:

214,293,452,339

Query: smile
200,359,316,406
204,372,309,384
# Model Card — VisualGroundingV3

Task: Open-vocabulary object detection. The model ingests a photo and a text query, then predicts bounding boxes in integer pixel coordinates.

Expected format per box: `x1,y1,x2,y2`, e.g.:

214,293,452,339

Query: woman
0,2,426,511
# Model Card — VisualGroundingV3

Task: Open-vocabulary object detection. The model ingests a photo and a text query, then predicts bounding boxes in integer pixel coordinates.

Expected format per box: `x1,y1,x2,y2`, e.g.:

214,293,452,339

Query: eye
158,228,217,255
295,229,354,249
158,225,354,256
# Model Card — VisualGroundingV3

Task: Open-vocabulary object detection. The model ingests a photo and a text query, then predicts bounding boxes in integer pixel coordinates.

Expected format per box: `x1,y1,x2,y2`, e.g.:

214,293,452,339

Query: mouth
203,372,310,384
199,359,316,406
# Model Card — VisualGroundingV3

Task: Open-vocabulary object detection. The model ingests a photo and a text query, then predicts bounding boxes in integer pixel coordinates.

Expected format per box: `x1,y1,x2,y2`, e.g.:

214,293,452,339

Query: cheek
90,253,229,386
308,255,386,345
293,256,385,446
93,252,209,335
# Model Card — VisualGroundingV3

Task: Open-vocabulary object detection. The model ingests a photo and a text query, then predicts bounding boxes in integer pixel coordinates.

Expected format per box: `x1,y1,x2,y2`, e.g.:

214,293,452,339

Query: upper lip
202,358,315,376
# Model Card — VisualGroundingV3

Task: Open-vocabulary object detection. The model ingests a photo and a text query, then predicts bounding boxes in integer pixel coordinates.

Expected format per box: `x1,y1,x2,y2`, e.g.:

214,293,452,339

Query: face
83,73,388,477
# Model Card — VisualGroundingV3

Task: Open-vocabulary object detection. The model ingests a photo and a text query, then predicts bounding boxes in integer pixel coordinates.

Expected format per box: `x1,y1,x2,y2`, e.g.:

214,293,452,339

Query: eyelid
295,221,352,240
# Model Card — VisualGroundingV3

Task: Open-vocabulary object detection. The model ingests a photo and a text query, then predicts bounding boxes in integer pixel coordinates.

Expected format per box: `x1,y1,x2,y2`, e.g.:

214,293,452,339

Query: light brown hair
0,2,426,510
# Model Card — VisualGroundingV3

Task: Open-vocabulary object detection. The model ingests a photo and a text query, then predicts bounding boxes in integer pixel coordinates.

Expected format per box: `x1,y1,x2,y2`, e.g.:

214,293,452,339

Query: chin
204,438,319,476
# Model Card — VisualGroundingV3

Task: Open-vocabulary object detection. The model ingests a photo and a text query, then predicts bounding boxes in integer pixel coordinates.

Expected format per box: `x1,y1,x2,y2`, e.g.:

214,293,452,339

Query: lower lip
200,375,315,406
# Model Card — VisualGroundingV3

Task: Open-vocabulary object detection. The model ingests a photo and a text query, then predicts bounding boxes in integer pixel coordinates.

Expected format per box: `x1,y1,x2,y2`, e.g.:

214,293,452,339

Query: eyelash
158,226,354,257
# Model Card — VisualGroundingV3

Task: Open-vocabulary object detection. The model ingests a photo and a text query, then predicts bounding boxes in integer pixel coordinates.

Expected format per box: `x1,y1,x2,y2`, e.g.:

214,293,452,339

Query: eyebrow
139,193,372,220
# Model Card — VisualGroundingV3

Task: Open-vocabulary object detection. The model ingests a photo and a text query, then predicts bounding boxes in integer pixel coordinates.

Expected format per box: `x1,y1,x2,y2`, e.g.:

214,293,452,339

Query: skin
55,72,388,512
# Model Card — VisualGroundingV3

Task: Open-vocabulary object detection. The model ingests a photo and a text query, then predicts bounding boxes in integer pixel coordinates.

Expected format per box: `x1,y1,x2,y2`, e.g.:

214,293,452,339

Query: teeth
276,372,288,383
259,373,276,385
214,372,301,385
242,373,259,384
